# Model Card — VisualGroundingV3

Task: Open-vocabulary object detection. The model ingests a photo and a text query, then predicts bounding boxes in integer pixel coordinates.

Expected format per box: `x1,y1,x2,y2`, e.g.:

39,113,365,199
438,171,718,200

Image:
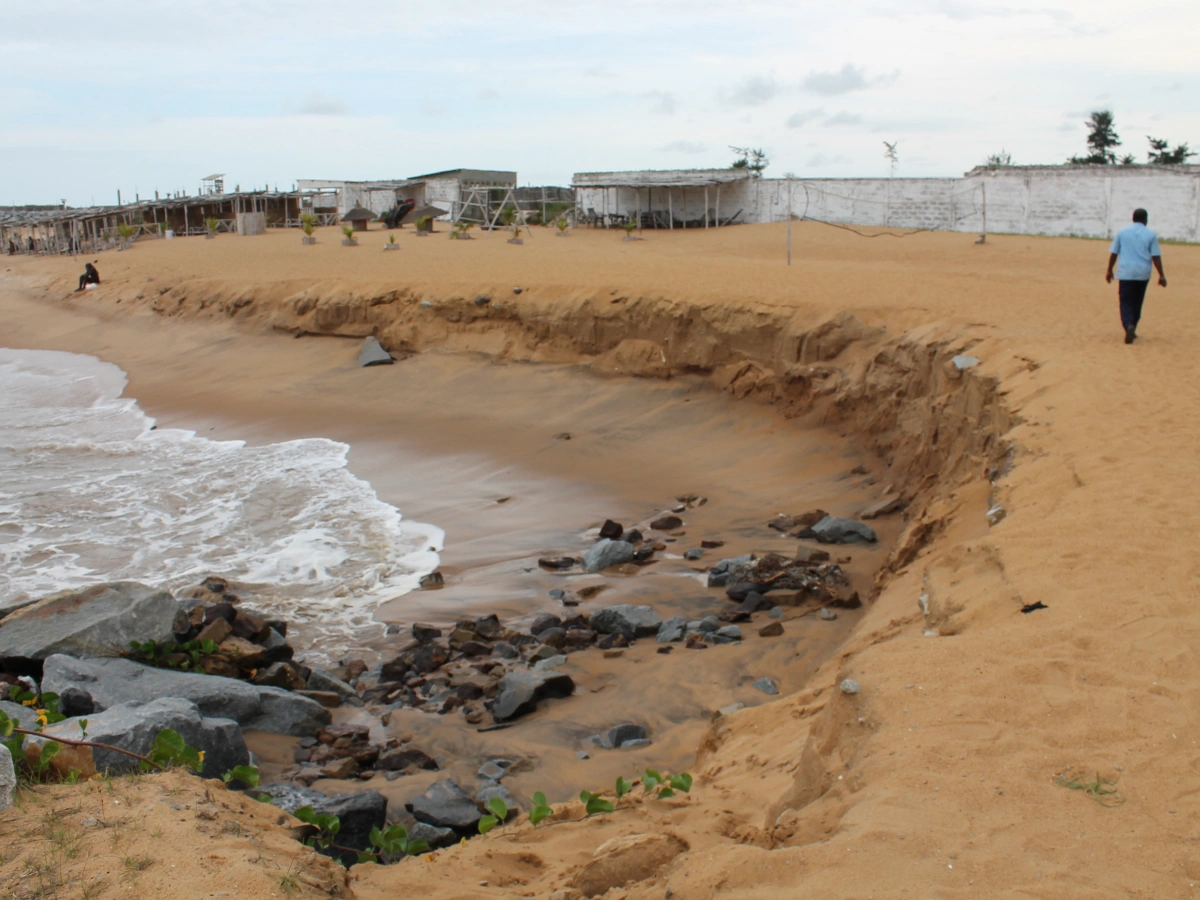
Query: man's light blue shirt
1110,222,1161,281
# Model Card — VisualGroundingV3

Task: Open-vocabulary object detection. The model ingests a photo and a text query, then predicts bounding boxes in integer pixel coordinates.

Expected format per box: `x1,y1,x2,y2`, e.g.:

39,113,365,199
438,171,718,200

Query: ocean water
0,348,442,662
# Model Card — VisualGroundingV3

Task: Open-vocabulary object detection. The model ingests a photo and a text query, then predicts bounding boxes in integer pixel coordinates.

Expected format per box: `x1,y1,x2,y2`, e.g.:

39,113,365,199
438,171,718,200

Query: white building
573,165,1200,241
297,169,517,220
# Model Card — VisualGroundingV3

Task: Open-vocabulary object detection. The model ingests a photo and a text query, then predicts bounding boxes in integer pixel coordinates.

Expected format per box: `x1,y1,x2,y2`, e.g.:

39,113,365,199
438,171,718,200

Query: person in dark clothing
1106,208,1167,344
76,262,100,292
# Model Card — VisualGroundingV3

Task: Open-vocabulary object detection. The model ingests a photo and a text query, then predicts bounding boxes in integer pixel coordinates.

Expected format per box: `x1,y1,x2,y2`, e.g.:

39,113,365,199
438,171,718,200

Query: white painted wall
573,166,1200,241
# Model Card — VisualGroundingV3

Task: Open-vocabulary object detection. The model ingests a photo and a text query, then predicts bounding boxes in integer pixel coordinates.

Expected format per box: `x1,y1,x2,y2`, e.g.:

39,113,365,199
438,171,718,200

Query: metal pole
668,190,673,230
716,185,721,228
787,178,793,266
981,183,987,242
704,187,709,229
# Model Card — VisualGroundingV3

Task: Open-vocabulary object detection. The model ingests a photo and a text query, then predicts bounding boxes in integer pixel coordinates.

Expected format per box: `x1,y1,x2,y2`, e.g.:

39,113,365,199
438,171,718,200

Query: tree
883,140,899,177
1147,136,1196,165
1068,110,1120,165
1119,153,1136,166
984,149,1013,167
729,146,769,177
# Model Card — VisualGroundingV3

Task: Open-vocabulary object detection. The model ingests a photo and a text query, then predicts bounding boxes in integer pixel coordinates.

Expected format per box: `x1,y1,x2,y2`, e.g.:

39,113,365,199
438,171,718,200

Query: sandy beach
2,219,1200,898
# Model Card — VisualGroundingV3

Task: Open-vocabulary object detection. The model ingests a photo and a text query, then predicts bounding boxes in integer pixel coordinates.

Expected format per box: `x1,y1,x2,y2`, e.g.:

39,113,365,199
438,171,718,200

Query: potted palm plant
622,217,639,241
554,215,571,237
450,221,474,240
341,225,358,247
384,232,400,251
205,217,220,239
117,222,136,250
501,206,524,245
415,215,433,236
301,214,317,245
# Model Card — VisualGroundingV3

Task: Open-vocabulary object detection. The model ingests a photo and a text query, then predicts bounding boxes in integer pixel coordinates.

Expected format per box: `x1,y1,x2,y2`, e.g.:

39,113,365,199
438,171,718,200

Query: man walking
1106,208,1167,344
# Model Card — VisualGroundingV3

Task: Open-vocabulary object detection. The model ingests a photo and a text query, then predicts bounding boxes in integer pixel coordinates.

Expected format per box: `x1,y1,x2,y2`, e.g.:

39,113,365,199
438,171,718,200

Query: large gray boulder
0,582,178,661
256,783,387,865
39,697,246,778
41,655,330,736
809,516,877,545
0,745,14,812
588,604,662,638
582,539,635,573
358,336,394,367
406,779,482,832
492,670,575,721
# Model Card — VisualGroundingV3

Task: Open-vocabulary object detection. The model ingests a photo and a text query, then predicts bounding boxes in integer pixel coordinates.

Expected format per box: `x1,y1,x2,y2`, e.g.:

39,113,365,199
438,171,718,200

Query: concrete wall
573,166,1200,241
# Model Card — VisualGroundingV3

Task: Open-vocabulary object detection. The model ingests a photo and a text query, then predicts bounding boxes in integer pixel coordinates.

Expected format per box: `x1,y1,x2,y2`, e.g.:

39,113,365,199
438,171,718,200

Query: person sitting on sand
1106,208,1167,345
76,261,101,292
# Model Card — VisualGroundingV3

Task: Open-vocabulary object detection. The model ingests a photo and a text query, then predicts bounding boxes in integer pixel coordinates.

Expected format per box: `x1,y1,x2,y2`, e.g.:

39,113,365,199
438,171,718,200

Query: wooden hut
342,206,375,232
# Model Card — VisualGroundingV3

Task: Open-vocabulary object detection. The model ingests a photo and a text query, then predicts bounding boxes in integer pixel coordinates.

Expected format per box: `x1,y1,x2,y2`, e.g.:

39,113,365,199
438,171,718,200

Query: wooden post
704,187,709,229
668,189,673,230
716,185,721,228
787,178,793,266
980,183,988,243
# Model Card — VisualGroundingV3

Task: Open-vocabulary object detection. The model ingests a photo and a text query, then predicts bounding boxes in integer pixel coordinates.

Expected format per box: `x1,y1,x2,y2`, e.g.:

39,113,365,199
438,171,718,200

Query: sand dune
2,221,1199,898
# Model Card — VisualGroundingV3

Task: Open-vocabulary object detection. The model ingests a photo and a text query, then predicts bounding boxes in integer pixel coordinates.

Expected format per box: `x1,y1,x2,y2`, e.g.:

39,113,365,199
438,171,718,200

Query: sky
1,0,1198,206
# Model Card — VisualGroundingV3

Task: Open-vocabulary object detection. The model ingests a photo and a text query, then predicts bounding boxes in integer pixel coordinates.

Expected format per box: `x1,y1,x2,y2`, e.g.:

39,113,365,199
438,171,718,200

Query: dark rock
231,610,269,642
530,613,562,636
791,510,829,530
536,627,566,648
656,616,687,643
620,528,643,544
582,539,635,573
650,515,683,531
752,677,778,695
456,683,484,702
40,697,246,778
809,516,878,545
718,611,751,624
528,643,560,663
793,546,832,564
412,623,442,643
461,640,493,657
59,687,94,717
306,668,356,699
409,821,457,849
358,336,394,367
701,539,725,549
633,546,656,562
758,621,784,637
768,515,794,532
473,614,502,637
589,605,661,638
419,571,444,588
205,602,237,624
382,644,449,682
378,747,438,772
492,670,575,721
406,779,482,832
538,557,577,570
736,592,772,615
41,654,330,736
685,637,708,650
560,614,589,630
314,791,388,865
683,548,703,561
819,607,838,620
252,662,306,691
726,582,767,602
258,627,293,663
707,555,755,588
0,582,179,662
688,615,720,634
595,633,628,650
492,641,519,659
608,723,647,747
861,495,904,520
317,723,370,744
562,628,596,651
599,519,623,539
473,295,491,306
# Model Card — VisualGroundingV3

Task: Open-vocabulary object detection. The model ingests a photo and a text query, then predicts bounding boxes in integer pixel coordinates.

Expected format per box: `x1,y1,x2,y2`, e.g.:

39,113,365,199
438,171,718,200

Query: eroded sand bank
2,221,1199,898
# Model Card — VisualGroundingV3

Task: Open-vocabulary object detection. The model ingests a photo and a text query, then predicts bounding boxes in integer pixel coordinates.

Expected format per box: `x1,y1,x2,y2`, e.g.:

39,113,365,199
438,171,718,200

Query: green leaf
615,776,632,798
478,814,498,835
487,796,509,820
406,840,429,856
642,769,662,791
0,711,12,738
294,806,317,825
532,791,547,807
255,793,273,803
36,740,61,772
656,787,675,799
357,852,378,864
3,735,26,765
529,804,552,826
200,639,218,655
223,765,260,788
669,773,693,793
581,791,614,816
78,718,88,738
155,728,186,753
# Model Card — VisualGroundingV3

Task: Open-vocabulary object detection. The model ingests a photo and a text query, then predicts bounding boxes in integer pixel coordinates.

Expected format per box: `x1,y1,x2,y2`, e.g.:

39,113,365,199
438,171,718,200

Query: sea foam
0,348,442,661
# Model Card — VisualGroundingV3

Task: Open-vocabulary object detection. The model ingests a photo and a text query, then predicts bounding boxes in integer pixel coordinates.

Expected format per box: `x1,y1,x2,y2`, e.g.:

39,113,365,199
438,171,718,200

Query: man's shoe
1124,327,1136,344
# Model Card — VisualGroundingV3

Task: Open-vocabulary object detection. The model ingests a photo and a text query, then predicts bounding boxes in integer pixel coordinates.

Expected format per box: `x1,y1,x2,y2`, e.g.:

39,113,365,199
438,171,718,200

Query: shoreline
3,222,1200,897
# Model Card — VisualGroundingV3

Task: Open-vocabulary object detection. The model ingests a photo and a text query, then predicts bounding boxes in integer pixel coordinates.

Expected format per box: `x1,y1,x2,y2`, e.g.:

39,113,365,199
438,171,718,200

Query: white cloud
825,111,864,126
724,76,779,107
298,91,350,116
786,108,826,128
644,91,677,115
801,64,898,96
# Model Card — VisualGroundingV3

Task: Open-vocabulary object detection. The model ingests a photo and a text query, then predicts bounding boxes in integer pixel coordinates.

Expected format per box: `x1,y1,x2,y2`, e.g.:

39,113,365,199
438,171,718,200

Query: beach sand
2,221,1199,898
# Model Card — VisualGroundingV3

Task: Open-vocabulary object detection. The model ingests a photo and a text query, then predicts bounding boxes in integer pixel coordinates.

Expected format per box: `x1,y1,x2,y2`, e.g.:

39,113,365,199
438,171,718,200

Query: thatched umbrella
401,204,447,230
342,206,376,232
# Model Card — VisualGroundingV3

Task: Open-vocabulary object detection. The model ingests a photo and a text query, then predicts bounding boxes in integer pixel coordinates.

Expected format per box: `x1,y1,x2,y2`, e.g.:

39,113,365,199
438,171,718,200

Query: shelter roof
342,206,376,222
572,168,753,188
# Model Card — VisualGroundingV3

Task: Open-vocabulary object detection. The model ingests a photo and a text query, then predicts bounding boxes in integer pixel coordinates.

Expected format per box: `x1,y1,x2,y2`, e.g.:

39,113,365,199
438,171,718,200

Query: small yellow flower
197,751,206,763
21,699,35,707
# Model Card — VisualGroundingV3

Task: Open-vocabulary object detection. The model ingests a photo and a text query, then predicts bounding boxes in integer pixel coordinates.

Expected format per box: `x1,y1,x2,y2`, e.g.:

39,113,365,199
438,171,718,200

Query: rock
649,515,683,531
538,557,577,570
473,614,501,637
714,625,742,641
861,495,904,520
683,548,703,561
492,641,519,659
218,635,267,668
317,723,369,744
258,627,293,664
620,738,652,749
809,516,877,545
477,760,511,781
952,354,980,370
840,678,861,695
819,608,838,620
321,757,358,779
530,613,562,636
252,662,306,691
767,606,784,620
476,781,518,814
706,554,755,588
41,654,330,736
296,690,342,708
406,779,482,832
589,605,661,638
700,539,724,549
620,528,643,544
0,582,178,662
576,750,590,760
59,686,95,717
563,628,596,651
409,821,457,849
736,592,772,615
41,697,246,778
656,616,687,643
718,702,745,716
411,624,442,644
582,539,635,573
377,747,438,772
793,546,831,564
752,677,779,695
492,670,575,721
358,336,394,367
533,654,567,670
599,519,623,539
573,833,689,898
0,746,14,812
195,617,232,645
529,644,561,663
688,615,720,634
791,510,829,530
419,571,444,588
758,621,784,637
608,723,647,747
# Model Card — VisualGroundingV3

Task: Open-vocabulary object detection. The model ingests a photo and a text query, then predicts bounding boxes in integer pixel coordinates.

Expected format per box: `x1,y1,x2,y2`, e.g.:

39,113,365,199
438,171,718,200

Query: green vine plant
450,221,473,240
294,806,341,850
300,214,317,237
477,796,509,835
222,765,260,789
357,824,430,864
1055,770,1124,807
125,638,219,672
528,792,553,825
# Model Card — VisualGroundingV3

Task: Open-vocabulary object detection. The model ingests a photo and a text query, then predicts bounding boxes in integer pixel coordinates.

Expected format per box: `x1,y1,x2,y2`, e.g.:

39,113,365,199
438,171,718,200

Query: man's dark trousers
1118,279,1149,332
